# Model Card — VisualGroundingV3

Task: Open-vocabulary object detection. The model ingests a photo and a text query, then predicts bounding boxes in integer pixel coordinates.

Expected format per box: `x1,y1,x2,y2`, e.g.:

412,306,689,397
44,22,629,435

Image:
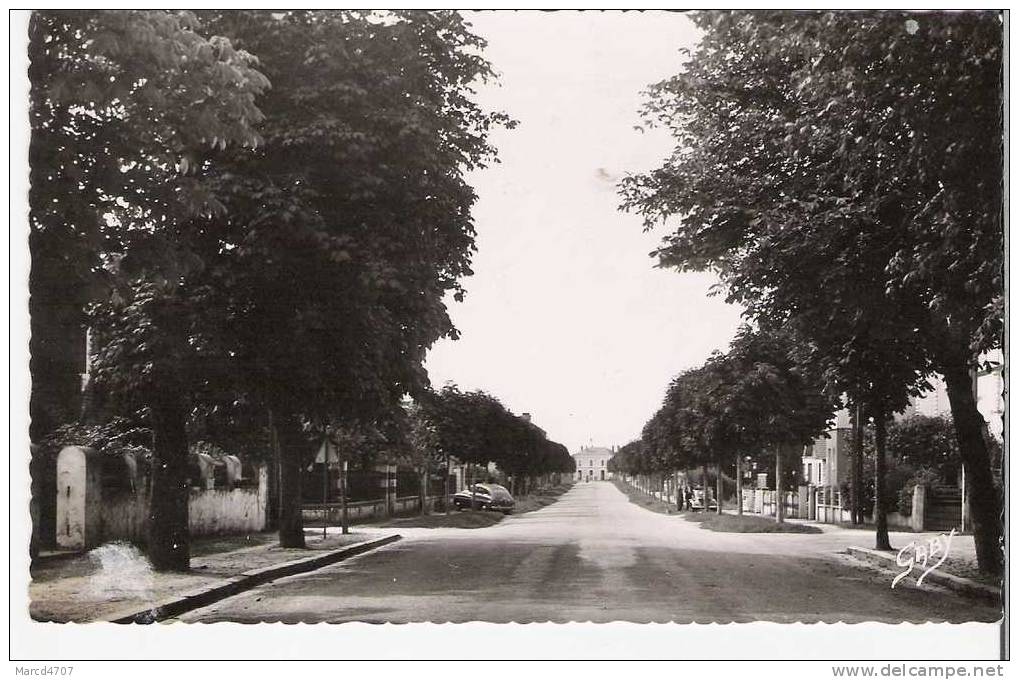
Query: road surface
181,482,1000,623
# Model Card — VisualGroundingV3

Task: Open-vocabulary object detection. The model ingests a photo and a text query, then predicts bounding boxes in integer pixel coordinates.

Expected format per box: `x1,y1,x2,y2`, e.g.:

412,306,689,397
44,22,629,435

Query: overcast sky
424,11,745,453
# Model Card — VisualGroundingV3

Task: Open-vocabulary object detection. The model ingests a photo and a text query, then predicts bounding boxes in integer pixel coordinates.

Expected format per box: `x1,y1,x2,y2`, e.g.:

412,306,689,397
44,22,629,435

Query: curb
846,546,1000,605
104,534,402,623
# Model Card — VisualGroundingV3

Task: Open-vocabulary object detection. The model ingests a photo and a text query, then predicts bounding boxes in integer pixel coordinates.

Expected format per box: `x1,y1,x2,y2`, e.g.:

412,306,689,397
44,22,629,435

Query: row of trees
610,325,834,523
416,385,574,501
29,10,515,570
305,384,572,533
620,11,1003,573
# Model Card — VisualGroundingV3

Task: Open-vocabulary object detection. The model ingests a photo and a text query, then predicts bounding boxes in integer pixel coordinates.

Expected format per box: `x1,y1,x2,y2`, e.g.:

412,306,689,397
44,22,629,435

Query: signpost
315,436,340,538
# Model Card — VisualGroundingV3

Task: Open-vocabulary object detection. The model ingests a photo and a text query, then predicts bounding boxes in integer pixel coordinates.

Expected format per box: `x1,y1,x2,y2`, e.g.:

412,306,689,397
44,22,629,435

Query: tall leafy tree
621,11,1003,572
187,11,513,547
29,10,267,438
29,10,269,570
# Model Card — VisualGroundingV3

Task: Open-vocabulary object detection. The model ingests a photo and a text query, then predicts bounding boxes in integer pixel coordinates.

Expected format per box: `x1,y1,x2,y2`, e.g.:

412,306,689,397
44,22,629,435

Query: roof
574,447,614,456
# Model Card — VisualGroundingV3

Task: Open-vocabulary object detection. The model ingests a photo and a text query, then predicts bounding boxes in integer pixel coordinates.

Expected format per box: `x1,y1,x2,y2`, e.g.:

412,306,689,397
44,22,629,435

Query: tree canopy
621,9,1003,572
418,384,573,486
615,326,833,493
28,10,269,439
30,10,516,565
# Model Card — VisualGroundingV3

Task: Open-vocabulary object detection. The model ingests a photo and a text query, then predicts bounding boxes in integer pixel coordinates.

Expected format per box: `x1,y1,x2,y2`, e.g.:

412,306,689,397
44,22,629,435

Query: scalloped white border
6,5,1007,666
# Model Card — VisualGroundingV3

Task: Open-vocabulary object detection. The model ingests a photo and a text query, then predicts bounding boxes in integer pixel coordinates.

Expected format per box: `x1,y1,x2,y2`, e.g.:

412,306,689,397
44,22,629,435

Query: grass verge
686,512,823,534
513,485,571,514
611,479,684,515
375,510,506,529
371,484,572,528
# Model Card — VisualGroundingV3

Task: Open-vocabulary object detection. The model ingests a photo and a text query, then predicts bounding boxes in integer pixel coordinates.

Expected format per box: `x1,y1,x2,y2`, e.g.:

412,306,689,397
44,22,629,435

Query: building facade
898,350,1004,442
802,408,852,489
573,446,615,481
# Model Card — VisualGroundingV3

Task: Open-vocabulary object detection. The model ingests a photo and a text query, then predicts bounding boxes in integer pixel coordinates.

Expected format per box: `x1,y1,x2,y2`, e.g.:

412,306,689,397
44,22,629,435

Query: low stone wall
189,481,267,536
881,511,912,531
741,488,804,519
816,502,852,524
101,490,149,544
90,466,269,547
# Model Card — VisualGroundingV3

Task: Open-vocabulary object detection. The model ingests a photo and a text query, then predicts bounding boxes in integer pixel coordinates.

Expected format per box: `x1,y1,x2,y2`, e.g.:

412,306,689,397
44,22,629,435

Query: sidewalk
723,510,996,592
777,516,983,576
623,482,991,590
29,529,389,623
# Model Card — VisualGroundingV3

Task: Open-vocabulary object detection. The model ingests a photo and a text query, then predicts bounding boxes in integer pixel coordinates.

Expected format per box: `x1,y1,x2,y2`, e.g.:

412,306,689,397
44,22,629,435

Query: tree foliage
28,10,268,439
614,326,832,488
418,384,573,486
29,10,514,564
888,415,961,474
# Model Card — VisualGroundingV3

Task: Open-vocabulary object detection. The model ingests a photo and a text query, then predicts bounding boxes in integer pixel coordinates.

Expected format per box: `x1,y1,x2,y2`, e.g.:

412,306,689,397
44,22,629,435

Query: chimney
521,413,531,423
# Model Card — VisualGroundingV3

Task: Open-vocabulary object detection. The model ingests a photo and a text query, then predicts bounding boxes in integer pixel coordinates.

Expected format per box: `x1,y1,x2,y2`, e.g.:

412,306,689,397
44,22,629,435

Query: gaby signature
892,528,956,589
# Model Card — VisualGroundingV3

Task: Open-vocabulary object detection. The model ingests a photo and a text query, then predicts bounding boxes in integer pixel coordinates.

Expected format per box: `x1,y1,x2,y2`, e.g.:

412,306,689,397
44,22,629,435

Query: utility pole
340,448,349,535
322,434,329,539
736,454,743,516
852,401,864,525
444,453,451,516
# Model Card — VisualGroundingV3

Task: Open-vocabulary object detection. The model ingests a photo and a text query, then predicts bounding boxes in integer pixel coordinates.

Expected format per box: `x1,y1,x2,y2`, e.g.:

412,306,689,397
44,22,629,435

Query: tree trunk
470,463,478,510
265,409,280,531
716,464,724,515
852,401,864,525
943,364,1002,575
419,462,428,517
775,447,785,524
148,397,191,572
276,412,306,548
444,454,451,516
700,464,709,511
736,455,743,517
873,410,892,550
340,457,349,535
321,438,329,539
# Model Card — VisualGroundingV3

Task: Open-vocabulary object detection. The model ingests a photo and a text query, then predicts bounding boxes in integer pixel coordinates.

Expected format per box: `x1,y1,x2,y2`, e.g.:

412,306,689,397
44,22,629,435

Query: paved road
181,482,999,624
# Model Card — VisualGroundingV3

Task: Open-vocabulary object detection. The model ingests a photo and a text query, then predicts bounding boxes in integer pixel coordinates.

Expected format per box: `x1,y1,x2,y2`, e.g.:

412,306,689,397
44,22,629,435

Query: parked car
688,488,718,512
453,483,515,514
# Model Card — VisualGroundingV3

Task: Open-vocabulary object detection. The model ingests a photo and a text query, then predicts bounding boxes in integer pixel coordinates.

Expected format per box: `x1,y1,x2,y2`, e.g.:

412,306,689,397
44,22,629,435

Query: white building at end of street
572,446,615,482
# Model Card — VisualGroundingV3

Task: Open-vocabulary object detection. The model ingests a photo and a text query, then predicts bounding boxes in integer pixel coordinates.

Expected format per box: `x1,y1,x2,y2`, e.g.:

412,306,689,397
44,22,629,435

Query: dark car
688,487,718,512
453,483,515,514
